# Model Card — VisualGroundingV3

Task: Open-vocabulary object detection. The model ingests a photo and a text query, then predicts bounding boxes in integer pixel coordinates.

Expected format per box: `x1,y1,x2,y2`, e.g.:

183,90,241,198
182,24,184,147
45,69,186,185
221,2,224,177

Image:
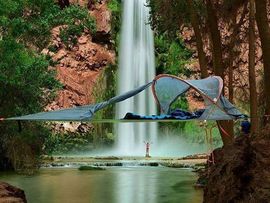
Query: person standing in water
144,141,151,157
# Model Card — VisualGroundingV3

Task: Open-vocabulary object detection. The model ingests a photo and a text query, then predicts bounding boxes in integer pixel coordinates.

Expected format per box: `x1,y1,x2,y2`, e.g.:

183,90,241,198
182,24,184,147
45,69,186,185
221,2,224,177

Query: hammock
4,74,246,122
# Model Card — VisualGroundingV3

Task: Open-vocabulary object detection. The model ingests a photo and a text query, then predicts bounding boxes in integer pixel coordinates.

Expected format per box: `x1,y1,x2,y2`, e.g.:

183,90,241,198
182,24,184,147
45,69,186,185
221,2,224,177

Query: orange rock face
44,1,115,111
90,0,111,34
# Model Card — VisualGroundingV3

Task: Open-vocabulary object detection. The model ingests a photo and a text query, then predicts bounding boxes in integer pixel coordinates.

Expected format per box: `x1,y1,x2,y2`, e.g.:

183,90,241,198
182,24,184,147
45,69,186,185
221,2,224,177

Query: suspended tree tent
4,74,245,122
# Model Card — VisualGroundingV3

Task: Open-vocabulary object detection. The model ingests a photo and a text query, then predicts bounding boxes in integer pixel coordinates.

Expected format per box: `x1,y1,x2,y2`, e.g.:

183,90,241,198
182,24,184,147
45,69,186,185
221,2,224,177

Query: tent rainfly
5,74,246,122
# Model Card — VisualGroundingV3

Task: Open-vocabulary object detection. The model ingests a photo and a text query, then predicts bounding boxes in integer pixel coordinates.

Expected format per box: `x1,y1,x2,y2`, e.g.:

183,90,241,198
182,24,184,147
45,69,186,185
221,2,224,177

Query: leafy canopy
0,0,96,49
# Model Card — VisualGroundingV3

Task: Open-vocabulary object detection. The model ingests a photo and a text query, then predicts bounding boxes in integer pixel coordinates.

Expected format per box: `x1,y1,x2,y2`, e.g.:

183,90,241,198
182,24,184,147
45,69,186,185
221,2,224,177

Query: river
0,167,203,203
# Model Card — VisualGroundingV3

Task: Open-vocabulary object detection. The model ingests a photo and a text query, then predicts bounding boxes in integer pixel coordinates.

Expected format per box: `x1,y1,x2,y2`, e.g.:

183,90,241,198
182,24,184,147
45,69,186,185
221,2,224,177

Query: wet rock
93,156,121,160
93,162,123,167
0,182,27,203
139,162,159,167
161,162,192,168
78,166,105,170
181,153,208,160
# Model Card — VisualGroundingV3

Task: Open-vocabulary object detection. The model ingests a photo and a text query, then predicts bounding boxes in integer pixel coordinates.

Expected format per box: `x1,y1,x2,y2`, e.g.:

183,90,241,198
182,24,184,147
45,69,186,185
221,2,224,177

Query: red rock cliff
44,0,115,110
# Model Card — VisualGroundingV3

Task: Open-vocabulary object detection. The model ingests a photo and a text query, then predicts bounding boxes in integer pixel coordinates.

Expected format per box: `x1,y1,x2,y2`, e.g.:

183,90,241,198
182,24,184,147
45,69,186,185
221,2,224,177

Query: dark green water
0,167,203,203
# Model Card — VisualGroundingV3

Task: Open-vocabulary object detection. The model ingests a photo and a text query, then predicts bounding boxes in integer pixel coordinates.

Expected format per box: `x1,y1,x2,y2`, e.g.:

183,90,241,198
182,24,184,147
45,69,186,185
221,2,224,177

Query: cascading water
115,0,157,156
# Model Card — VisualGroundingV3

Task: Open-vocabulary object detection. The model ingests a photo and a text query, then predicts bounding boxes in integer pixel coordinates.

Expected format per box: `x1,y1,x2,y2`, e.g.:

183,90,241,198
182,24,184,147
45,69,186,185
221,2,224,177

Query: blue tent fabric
7,82,153,121
6,75,246,122
124,109,205,120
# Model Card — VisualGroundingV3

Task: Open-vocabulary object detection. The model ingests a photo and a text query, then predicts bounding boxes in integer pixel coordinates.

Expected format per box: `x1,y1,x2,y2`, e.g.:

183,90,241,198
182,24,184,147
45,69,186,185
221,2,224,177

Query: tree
187,0,208,78
205,0,224,78
248,0,259,133
255,0,270,125
206,0,234,145
148,0,208,78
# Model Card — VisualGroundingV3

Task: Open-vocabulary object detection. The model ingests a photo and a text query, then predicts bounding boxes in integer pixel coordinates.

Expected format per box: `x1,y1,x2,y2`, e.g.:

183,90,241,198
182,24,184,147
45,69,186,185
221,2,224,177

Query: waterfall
115,0,157,156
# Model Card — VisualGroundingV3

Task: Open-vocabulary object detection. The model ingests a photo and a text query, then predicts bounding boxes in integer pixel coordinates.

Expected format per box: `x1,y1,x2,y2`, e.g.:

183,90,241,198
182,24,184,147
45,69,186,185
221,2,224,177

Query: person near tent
241,118,251,135
144,141,151,157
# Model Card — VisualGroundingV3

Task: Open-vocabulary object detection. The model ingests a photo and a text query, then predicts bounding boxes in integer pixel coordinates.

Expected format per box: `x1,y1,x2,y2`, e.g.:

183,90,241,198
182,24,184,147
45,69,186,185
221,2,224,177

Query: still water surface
0,167,203,203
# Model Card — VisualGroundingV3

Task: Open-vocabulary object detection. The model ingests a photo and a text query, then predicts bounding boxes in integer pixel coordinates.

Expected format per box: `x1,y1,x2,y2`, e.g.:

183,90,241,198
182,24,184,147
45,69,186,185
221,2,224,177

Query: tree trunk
206,0,234,145
88,0,94,10
58,0,70,9
228,64,234,103
249,0,259,133
227,4,248,103
255,0,270,125
187,0,208,78
228,14,237,103
206,0,224,78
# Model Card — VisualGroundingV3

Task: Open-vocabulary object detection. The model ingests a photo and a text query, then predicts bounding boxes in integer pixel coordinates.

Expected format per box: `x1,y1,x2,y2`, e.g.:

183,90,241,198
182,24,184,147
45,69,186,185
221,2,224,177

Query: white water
114,0,157,156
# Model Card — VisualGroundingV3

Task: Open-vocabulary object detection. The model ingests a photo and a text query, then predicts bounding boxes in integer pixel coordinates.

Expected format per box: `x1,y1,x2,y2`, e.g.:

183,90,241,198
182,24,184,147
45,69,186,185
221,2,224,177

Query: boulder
204,128,270,203
0,182,27,203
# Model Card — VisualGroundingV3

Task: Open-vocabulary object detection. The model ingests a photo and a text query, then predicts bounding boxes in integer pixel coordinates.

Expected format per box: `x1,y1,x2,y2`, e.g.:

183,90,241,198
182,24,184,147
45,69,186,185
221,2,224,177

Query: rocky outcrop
90,0,112,43
41,0,115,132
204,127,270,203
43,0,115,111
0,182,27,203
45,32,114,110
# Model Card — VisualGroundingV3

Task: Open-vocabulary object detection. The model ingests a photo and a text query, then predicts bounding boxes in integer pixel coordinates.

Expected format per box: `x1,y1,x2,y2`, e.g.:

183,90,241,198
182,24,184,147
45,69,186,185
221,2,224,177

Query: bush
44,132,94,155
155,34,192,76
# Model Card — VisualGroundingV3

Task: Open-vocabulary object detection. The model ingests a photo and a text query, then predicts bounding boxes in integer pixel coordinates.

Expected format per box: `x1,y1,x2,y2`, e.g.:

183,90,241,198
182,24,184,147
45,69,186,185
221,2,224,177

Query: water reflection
0,167,202,203
116,168,157,203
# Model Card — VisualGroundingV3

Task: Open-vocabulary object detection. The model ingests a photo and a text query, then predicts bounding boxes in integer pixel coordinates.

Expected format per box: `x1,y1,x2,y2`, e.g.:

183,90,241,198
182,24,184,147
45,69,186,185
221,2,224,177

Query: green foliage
183,121,221,146
0,38,60,172
148,0,205,37
44,132,94,155
0,39,60,116
108,0,121,51
154,30,192,133
148,0,188,35
0,0,96,49
155,34,192,76
0,122,52,174
170,97,189,111
56,5,96,47
0,0,97,171
92,64,117,145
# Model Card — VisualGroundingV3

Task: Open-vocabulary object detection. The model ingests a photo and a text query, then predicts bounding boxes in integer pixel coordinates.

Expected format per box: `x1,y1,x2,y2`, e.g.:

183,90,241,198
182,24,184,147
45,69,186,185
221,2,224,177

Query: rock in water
0,182,27,203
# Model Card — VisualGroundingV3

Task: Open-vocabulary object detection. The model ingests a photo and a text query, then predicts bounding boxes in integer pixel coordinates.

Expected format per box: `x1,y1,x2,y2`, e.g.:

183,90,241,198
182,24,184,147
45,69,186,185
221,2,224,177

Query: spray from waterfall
115,0,157,156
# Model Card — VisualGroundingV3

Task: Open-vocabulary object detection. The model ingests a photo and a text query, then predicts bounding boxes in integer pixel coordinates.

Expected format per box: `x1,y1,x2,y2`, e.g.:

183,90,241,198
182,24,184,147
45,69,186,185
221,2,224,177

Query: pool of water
0,167,203,203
